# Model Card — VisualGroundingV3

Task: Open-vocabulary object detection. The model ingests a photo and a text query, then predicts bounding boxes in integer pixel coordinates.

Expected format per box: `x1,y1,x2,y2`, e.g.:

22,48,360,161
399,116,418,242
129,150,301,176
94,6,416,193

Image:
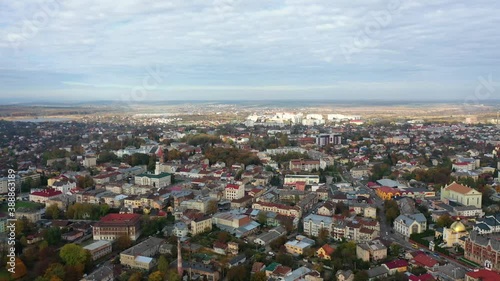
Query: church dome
450,220,466,233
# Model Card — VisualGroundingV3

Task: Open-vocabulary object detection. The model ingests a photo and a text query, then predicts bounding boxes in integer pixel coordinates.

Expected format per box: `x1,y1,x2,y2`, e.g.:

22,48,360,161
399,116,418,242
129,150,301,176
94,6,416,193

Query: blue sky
1,0,500,102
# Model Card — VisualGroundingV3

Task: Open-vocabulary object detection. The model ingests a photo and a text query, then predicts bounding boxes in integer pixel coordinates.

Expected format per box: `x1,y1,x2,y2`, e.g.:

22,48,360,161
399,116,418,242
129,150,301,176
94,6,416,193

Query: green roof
136,172,171,179
266,262,281,272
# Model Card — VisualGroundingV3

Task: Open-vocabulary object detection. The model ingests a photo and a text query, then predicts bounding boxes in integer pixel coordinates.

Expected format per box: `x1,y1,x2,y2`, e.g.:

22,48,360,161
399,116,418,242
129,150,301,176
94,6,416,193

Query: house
411,253,439,271
408,274,436,281
394,213,427,237
62,230,84,242
285,237,315,255
383,259,409,275
434,264,466,281
356,240,388,262
228,254,246,268
317,201,336,216
84,240,112,261
81,266,114,281
303,214,334,237
441,182,482,208
120,237,164,270
336,270,354,281
271,265,292,279
367,266,389,281
465,270,500,281
251,262,265,274
29,188,63,204
224,184,245,201
254,226,286,246
316,244,335,260
213,242,228,255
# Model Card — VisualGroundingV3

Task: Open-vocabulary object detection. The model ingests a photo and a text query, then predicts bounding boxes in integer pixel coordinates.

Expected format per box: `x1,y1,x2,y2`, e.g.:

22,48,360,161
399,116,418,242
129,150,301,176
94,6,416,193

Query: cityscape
2,1,500,281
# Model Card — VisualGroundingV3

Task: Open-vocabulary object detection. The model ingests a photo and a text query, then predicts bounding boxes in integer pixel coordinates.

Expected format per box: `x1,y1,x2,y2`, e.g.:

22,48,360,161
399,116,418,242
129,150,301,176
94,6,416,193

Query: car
268,251,275,256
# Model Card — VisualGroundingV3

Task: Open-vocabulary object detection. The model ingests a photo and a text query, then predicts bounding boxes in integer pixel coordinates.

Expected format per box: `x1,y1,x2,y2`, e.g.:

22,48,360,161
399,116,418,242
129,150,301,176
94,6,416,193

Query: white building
224,184,245,201
393,213,427,237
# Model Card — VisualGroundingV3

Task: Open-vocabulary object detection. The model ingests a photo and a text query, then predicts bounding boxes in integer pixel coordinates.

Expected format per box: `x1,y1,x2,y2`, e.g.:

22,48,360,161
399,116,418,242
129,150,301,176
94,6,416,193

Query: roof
135,256,153,264
99,213,141,223
84,240,112,251
384,259,409,269
251,262,265,273
30,188,62,197
466,270,500,281
408,273,436,281
444,182,474,194
273,265,292,276
266,262,281,272
136,172,171,179
367,266,389,278
318,244,335,256
412,254,438,268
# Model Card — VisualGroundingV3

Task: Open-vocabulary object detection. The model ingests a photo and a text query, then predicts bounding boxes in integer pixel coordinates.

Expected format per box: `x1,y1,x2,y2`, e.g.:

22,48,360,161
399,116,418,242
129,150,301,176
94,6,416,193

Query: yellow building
191,216,213,236
441,182,482,208
376,186,401,200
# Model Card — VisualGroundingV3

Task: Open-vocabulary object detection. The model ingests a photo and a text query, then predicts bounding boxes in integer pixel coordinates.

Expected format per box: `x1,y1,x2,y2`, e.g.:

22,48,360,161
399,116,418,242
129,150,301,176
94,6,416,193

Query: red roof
30,189,62,197
226,184,241,190
384,259,409,270
412,254,438,268
466,270,500,281
99,213,140,223
318,244,335,257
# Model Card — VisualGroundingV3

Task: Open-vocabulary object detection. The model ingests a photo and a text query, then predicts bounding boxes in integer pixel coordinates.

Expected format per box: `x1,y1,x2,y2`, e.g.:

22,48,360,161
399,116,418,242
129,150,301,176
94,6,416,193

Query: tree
128,272,142,281
227,266,249,281
257,211,268,225
59,244,90,266
207,200,218,215
46,204,61,219
251,272,267,281
217,231,231,243
317,228,330,245
44,227,62,246
165,270,181,281
77,175,94,188
353,271,369,281
158,255,169,273
436,214,454,228
148,271,164,281
115,234,132,251
43,263,66,280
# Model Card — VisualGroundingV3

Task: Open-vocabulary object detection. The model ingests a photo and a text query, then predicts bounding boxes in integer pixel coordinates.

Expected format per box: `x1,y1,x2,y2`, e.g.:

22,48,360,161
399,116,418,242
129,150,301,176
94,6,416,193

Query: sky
1,0,500,103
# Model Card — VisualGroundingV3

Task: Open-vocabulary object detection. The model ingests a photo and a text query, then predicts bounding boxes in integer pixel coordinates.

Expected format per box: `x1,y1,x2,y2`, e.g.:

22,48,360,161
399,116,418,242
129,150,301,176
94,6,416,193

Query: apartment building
93,213,142,241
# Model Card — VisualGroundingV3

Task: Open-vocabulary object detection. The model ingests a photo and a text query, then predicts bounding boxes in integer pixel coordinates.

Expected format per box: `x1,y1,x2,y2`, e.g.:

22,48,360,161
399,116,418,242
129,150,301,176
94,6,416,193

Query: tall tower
177,237,183,277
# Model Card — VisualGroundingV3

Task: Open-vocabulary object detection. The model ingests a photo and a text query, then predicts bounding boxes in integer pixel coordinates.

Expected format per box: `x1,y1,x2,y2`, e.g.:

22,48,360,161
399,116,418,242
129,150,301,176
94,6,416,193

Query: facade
191,216,212,235
224,184,245,201
376,186,401,200
120,237,164,270
303,214,334,237
15,208,43,223
134,172,171,187
284,175,320,185
93,213,142,241
316,244,335,260
81,266,114,281
473,214,500,235
84,240,112,261
441,182,482,208
29,189,63,204
465,270,500,281
285,239,314,255
289,159,321,172
252,202,301,218
442,219,468,248
464,231,500,271
316,133,342,147
356,240,388,262
394,213,427,237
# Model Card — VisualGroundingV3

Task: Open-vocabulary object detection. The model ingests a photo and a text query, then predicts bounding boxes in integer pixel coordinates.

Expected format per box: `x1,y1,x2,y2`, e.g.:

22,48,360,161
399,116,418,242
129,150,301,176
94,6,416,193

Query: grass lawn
15,201,44,209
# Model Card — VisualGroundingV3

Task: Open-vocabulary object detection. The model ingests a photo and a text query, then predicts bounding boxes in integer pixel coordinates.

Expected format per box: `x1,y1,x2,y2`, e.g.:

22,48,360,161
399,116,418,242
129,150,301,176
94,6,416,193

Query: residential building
289,159,321,172
284,174,320,185
29,189,63,204
367,266,389,281
252,202,301,218
81,266,114,281
394,213,427,237
336,270,354,281
15,208,43,223
93,213,142,241
383,260,409,275
285,238,315,255
465,270,500,281
441,182,482,208
316,244,335,260
224,184,245,201
191,216,212,235
134,172,171,188
464,231,500,271
120,237,164,270
303,214,334,237
84,240,112,261
376,186,401,200
316,133,342,147
356,240,388,262
473,214,500,234
254,226,286,246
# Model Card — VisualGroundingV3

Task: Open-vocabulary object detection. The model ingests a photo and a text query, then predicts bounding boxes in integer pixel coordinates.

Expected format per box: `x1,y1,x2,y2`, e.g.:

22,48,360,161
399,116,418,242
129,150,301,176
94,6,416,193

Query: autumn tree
43,263,66,280
251,271,267,281
353,271,369,281
59,244,90,266
45,204,61,219
10,258,27,279
158,255,169,273
115,234,132,251
436,214,454,228
128,272,142,281
317,228,330,245
207,199,218,215
227,266,249,281
148,271,164,281
166,270,181,281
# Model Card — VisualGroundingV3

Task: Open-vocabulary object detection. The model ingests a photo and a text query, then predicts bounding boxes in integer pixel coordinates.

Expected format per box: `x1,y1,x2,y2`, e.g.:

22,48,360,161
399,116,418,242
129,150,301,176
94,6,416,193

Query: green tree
436,214,454,228
59,244,90,266
353,271,369,281
46,204,61,219
227,266,249,281
317,228,330,245
207,200,218,215
44,227,62,246
115,234,132,251
257,211,268,225
166,270,181,281
43,263,66,280
128,272,142,281
158,255,169,273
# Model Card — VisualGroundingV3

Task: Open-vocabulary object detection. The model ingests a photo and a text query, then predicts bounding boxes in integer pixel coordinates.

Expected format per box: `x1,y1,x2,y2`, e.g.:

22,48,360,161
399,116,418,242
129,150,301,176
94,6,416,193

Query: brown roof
445,182,473,194
251,262,265,273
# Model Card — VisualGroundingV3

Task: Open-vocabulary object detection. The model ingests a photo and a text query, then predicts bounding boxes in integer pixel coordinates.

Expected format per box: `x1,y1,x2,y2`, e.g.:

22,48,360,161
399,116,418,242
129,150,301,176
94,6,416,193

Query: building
29,189,63,204
285,238,315,255
394,213,427,237
84,240,112,261
81,266,114,281
83,157,97,168
252,202,301,218
442,219,468,248
465,270,500,281
134,172,171,188
383,260,409,275
473,214,500,235
173,222,189,238
254,226,286,246
284,174,320,185
464,231,500,271
336,270,354,281
441,182,482,208
224,184,245,201
15,208,44,223
316,133,342,147
376,186,401,200
367,266,389,281
191,216,212,236
356,240,388,262
303,214,334,237
120,237,164,270
316,244,335,260
350,166,371,179
0,175,21,194
289,159,321,172
93,213,142,241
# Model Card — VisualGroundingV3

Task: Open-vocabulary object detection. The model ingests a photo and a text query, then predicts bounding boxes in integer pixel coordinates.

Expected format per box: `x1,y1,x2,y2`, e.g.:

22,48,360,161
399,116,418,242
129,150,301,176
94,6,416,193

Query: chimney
177,237,183,277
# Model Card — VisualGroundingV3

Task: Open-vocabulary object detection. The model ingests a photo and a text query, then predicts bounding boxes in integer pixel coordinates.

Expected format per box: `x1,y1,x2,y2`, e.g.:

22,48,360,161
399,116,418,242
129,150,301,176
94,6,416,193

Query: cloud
0,0,499,101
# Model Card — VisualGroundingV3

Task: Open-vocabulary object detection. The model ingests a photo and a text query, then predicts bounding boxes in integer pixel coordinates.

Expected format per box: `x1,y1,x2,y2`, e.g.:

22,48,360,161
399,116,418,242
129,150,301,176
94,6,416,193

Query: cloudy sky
1,0,499,102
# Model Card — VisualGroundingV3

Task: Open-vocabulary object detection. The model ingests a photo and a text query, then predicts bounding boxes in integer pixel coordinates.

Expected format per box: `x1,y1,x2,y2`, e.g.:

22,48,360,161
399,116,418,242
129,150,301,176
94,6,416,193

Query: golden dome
450,220,466,233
